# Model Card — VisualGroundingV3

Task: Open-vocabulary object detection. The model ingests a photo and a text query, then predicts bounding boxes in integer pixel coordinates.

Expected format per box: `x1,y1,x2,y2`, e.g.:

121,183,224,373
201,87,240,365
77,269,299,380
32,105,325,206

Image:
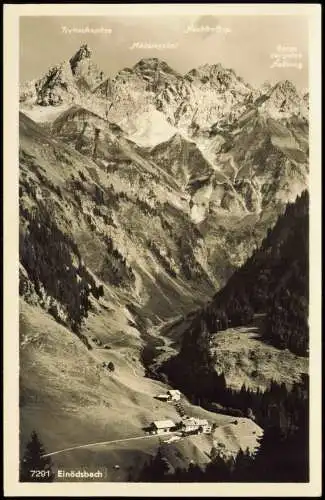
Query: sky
20,15,309,91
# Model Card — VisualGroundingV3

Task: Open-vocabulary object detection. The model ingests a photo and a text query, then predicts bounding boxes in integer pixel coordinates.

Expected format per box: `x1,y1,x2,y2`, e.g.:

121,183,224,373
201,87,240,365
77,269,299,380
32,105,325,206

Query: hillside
19,110,218,331
206,319,308,392
163,191,308,357
19,109,265,476
156,194,309,433
209,190,309,355
19,44,309,481
20,299,264,481
152,194,309,481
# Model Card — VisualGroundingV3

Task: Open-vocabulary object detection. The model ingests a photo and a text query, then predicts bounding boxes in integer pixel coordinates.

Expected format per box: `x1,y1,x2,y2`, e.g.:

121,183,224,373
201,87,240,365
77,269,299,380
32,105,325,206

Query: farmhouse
149,420,176,435
181,417,212,434
155,389,182,402
167,389,181,401
156,394,170,402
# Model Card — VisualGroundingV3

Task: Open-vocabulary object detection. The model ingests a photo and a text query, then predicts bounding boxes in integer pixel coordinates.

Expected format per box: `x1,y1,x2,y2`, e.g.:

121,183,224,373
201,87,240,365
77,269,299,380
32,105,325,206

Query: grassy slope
210,318,308,392
20,300,262,480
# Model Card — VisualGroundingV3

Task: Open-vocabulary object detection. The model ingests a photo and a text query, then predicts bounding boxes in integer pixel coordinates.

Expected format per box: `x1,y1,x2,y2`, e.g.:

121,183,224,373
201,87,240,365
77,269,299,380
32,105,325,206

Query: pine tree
185,462,204,481
232,447,254,482
252,425,286,482
20,431,55,482
138,446,170,481
205,454,232,482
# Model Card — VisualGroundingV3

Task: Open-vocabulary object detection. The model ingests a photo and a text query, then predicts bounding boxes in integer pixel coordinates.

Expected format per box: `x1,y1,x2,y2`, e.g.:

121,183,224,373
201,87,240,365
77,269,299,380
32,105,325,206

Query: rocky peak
20,44,104,108
187,63,229,80
134,58,177,73
69,44,92,74
185,63,252,97
34,61,76,106
132,58,181,89
259,79,307,118
134,57,160,68
67,44,105,91
269,80,300,100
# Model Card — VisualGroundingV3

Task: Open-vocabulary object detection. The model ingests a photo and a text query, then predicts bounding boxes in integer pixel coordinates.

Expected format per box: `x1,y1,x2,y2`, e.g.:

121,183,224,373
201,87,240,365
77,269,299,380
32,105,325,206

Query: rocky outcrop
69,43,105,89
34,61,77,106
258,80,308,119
19,46,309,277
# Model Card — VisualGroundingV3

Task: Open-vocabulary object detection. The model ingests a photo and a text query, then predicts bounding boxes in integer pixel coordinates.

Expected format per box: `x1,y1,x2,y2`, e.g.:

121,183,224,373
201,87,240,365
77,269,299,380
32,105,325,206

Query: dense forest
19,201,104,341
100,236,136,286
168,190,309,356
154,191,309,482
212,189,308,355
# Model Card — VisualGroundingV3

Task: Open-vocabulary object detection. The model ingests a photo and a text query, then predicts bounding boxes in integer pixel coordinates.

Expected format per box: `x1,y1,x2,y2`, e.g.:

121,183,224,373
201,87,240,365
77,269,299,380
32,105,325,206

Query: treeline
20,165,62,202
162,317,308,431
99,236,135,287
211,190,309,355
33,168,63,199
148,239,177,278
265,277,308,355
69,175,120,211
173,191,309,355
159,314,308,482
20,202,104,339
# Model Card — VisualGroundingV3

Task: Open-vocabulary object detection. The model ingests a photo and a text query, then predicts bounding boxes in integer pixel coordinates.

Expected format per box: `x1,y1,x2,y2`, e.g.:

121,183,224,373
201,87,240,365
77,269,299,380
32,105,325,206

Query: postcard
3,3,322,497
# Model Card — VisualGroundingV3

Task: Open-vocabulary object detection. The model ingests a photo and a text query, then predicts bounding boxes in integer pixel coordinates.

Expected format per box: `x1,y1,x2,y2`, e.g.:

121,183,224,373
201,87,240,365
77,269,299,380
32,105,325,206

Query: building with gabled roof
149,419,176,434
166,389,181,401
181,417,212,434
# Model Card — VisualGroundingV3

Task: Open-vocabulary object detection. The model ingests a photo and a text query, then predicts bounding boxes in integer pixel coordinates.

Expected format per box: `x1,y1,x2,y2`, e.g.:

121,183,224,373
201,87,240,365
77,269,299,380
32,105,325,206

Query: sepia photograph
3,3,322,497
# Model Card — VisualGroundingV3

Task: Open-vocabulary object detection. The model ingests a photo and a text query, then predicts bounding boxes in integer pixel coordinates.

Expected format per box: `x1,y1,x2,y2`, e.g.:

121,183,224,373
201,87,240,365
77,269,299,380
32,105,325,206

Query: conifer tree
20,431,55,482
137,446,169,481
232,447,254,482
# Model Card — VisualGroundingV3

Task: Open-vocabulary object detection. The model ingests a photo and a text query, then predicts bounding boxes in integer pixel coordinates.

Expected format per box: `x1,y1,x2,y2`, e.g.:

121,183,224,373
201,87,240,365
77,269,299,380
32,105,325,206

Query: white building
181,417,212,434
156,394,170,402
150,420,176,435
181,417,198,433
201,420,212,434
167,389,181,401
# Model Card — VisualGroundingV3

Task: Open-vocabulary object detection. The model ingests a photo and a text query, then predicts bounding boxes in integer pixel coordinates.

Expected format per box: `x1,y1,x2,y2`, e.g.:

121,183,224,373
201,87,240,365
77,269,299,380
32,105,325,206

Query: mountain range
19,44,309,480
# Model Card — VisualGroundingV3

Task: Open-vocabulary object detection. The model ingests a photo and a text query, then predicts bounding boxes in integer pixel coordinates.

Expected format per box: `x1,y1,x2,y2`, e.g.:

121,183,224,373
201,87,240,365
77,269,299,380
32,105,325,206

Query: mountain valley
19,44,309,481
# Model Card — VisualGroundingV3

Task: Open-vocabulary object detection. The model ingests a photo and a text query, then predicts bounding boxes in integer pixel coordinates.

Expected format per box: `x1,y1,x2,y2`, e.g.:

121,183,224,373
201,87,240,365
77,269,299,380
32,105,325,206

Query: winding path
42,432,176,458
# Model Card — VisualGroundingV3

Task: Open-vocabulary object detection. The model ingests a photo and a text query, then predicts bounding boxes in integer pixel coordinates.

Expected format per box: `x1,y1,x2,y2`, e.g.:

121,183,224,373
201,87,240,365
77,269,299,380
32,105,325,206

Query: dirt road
42,431,177,458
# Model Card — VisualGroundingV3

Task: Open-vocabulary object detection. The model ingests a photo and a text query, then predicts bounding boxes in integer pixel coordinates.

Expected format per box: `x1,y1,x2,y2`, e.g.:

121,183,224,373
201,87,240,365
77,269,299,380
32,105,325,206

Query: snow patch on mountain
21,103,71,123
124,106,177,147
